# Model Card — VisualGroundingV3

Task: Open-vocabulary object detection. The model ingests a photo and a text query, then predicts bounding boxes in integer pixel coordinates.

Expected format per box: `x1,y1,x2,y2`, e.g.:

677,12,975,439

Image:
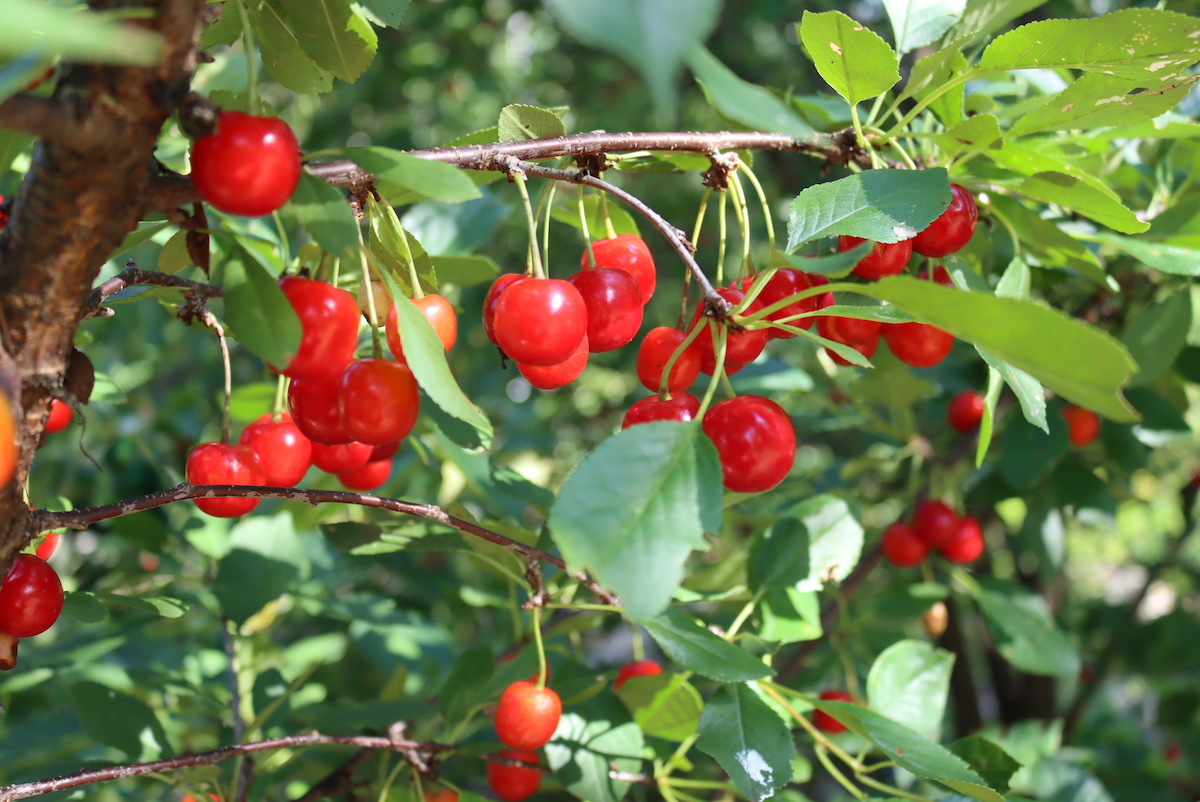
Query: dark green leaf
60,591,109,624
287,171,360,262
497,104,567,142
70,681,171,760
982,197,1105,284
440,644,494,723
346,148,481,204
221,247,302,370
89,592,188,619
969,577,1080,678
798,11,901,105
686,46,814,138
948,738,1020,794
642,607,772,682
751,495,863,592
696,684,797,802
544,692,644,802
1127,387,1190,447
998,407,1069,491
866,640,954,738
357,0,410,27
212,549,300,625
1123,292,1191,386
278,0,377,83
614,673,703,741
759,587,822,644
249,0,334,94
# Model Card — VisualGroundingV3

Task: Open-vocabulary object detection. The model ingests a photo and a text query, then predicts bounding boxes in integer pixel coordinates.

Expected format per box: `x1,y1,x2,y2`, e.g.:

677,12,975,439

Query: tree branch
32,483,619,605
83,261,222,318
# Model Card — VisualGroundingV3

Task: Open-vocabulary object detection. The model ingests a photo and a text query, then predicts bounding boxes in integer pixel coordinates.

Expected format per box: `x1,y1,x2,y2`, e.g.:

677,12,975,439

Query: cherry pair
881,500,984,567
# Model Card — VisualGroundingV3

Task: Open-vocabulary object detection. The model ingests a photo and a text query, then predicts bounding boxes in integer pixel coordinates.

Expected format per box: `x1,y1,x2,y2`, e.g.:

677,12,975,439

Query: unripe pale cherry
385,294,458,364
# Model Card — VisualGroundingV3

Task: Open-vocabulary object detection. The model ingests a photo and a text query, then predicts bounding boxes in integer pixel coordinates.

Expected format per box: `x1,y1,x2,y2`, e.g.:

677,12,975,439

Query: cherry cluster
881,500,984,568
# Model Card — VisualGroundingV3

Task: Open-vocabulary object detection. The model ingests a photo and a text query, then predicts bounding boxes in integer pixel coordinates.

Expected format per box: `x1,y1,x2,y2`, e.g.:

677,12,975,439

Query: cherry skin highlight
622,393,701,429
940,514,984,564
288,375,354,445
44,399,71,434
275,277,360,382
881,522,928,568
813,690,852,734
487,749,541,802
912,500,958,548
636,327,701,393
0,555,63,637
585,233,656,303
702,395,796,493
493,278,588,366
238,412,313,487
1062,405,1100,447
912,183,978,258
567,267,643,352
338,359,421,445
494,680,562,750
190,111,302,217
185,442,265,518
882,322,954,368
613,660,664,691
947,390,985,433
839,236,912,280
385,294,458,364
517,334,589,390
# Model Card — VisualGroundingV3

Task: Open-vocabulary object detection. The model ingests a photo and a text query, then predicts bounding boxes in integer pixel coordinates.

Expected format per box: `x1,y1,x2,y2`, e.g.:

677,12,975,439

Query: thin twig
30,484,619,605
83,262,222,318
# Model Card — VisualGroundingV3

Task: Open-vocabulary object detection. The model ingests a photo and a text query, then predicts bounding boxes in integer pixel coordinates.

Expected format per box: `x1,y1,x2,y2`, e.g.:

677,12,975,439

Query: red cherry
636,327,701,393
494,680,562,750
839,236,912,280
337,458,392,491
622,393,701,429
275,277,360,382
185,442,264,518
826,333,879,366
338,359,420,445
1062,405,1100,447
882,322,954,368
311,441,373,474
190,111,302,217
385,294,458,364
288,375,353,445
0,554,63,637
692,288,769,376
816,314,881,346
34,533,58,561
912,183,978,258
1165,743,1183,765
493,279,587,366
488,749,542,802
517,334,589,390
918,266,954,287
758,269,831,339
483,274,530,346
940,514,984,564
238,412,312,487
613,659,664,691
426,788,459,802
947,390,985,433
813,690,852,734
913,500,958,548
585,233,656,303
567,268,643,352
702,395,796,493
45,399,71,434
369,441,401,461
881,522,928,568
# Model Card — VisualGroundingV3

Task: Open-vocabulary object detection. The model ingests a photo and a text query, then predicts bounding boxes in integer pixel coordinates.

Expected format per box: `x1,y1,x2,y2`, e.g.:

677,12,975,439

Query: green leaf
357,0,410,27
998,406,1068,491
1123,292,1191,386
806,700,999,801
1088,231,1200,276
0,0,162,64
288,171,361,262
108,222,171,261
548,422,718,621
642,607,773,682
786,168,951,250
969,577,1081,678
345,148,481,204
544,692,644,802
853,277,1137,422
551,195,641,239
88,592,189,619
759,587,822,644
615,673,704,741
544,0,721,122
882,0,966,55
278,0,377,83
431,256,500,288
369,203,438,296
799,11,900,105
976,365,1004,466
1015,172,1147,234
946,0,1045,42
866,640,955,738
213,549,300,625
948,738,1021,794
751,495,863,593
781,241,872,278
249,0,335,94
696,684,797,802
898,39,970,105
978,9,1200,80
934,114,1002,158
686,46,814,138
70,681,171,760
976,348,1047,433
497,104,567,142
983,196,1105,284
60,591,109,624
1010,74,1196,136
439,644,494,724
0,128,33,178
221,247,302,370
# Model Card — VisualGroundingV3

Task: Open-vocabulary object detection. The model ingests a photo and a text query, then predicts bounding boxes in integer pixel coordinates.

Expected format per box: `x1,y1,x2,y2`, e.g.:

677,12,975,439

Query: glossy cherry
385,294,458,364
190,111,302,217
493,278,587,366
585,233,656,303
692,288,769,376
517,335,589,391
947,390,985,433
816,314,881,346
488,749,542,802
45,399,71,434
813,690,852,734
622,393,701,429
839,236,912,280
758,269,831,338
881,522,928,568
310,441,373,474
0,555,63,637
338,359,420,445
34,533,58,561
1062,405,1100,447
185,442,265,518
826,332,880,367
613,660,664,691
275,277,361,382
567,268,643,352
912,500,958,548
940,514,984,564
483,274,531,346
702,395,796,493
288,375,353,445
494,680,562,750
882,322,954,368
912,183,978,258
636,328,701,393
238,412,312,487
337,458,392,491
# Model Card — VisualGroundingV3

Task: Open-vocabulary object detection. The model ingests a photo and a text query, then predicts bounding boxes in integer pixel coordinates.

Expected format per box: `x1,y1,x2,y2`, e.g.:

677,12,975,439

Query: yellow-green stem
579,185,598,268
816,746,867,800
740,164,776,252
724,588,764,641
857,773,930,802
695,323,728,419
234,0,259,116
513,173,546,279
356,221,384,359
532,606,548,688
657,317,707,400
716,191,728,286
271,374,287,422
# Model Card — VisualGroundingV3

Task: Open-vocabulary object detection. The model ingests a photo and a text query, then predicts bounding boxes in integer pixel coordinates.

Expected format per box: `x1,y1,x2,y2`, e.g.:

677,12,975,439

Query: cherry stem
510,171,546,280
271,375,286,424
531,606,547,689
598,189,617,239
198,307,233,444
330,256,341,287
694,322,728,420
739,162,776,253
631,625,645,662
578,185,597,269
657,319,705,401
233,0,259,116
541,182,557,274
716,191,728,287
680,189,712,328
728,172,751,279
355,221,384,359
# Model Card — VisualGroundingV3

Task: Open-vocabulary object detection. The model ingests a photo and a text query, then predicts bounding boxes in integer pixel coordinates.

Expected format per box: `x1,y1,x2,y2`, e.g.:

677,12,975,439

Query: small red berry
494,680,562,750
947,390,985,433
0,554,63,637
613,660,663,691
567,268,643,352
585,234,656,303
310,441,374,474
692,288,769,376
881,522,928,568
813,690,852,734
839,236,912,280
826,333,879,366
493,279,588,366
912,500,958,548
636,327,701,393
1061,405,1100,447
940,514,984,564
622,393,701,429
882,322,954,368
190,111,302,217
483,274,531,346
426,788,459,802
702,396,795,493
912,183,978,258
185,443,265,518
238,412,312,487
816,314,881,347
757,269,831,338
288,375,354,445
337,458,392,491
44,399,72,434
386,294,458,364
488,749,542,802
338,359,421,445
917,266,954,287
34,533,58,561
517,335,589,391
